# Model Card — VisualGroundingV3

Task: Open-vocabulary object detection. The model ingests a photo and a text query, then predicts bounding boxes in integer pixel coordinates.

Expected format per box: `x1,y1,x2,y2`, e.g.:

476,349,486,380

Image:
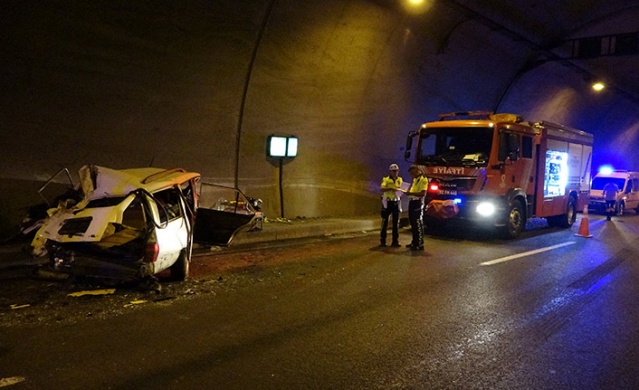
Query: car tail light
429,181,439,192
144,242,159,263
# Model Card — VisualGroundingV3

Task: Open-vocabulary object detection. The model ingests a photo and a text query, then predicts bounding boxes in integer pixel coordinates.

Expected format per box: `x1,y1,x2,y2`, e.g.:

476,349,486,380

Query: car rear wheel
169,249,190,281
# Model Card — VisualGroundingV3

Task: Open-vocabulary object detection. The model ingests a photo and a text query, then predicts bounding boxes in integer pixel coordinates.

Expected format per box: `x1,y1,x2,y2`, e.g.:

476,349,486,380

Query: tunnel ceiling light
402,0,430,14
592,82,605,92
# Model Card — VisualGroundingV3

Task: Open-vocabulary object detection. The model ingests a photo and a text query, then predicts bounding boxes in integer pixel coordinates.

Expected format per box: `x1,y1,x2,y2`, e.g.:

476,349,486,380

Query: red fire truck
404,111,593,238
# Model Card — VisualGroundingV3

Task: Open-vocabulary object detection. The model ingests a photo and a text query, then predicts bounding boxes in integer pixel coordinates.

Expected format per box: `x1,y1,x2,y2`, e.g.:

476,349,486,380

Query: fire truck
404,111,593,238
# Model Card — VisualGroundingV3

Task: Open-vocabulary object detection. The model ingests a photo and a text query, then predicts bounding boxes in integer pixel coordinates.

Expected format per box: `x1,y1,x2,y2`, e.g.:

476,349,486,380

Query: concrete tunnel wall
2,0,639,238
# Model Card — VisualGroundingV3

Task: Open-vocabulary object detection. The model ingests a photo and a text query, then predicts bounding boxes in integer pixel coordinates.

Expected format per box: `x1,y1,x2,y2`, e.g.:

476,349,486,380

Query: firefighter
380,163,403,247
603,181,619,221
404,165,428,251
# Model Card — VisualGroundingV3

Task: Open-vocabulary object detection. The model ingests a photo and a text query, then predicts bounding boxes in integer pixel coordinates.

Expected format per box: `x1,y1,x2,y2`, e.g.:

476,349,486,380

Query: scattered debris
67,289,116,297
123,299,147,307
264,217,291,224
10,304,30,310
0,376,27,387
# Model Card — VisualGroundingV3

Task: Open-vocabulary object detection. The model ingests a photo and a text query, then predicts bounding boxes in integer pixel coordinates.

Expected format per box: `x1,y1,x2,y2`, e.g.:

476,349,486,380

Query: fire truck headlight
476,202,496,217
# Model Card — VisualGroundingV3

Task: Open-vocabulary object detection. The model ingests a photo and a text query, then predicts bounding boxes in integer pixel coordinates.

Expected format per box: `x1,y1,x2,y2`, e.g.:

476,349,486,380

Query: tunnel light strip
480,242,576,266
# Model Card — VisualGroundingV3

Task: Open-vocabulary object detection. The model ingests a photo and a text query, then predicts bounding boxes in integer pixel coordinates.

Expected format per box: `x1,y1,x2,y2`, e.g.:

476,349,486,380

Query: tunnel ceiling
438,0,639,103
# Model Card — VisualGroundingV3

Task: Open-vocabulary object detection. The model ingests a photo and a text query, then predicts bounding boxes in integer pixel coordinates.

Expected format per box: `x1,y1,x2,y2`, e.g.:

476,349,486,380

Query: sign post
267,135,298,218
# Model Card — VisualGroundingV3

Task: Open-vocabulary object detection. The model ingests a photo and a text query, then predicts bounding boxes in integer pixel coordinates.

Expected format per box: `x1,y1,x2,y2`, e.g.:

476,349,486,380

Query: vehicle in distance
589,169,639,215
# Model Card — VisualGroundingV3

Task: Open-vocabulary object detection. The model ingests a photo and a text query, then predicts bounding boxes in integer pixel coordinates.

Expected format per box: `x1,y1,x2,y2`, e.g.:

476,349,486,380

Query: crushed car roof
83,166,200,199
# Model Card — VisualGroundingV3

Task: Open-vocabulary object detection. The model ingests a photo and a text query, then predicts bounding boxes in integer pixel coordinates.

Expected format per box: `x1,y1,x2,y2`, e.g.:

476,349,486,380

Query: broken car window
153,187,183,224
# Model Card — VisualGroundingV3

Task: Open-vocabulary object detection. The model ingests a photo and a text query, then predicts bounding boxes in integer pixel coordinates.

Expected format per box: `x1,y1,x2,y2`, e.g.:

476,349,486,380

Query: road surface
1,213,639,389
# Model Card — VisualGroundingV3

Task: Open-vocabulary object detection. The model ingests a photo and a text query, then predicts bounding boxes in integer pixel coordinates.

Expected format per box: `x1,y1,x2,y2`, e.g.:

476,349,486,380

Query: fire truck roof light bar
437,111,523,123
438,111,494,121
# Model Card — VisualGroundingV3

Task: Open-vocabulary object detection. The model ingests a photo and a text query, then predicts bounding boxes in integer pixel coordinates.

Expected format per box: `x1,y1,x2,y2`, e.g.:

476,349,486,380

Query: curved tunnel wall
1,0,638,236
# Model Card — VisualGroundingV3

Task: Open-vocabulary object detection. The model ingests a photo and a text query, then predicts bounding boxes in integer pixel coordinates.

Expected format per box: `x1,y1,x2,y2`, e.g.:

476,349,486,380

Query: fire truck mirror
405,130,417,161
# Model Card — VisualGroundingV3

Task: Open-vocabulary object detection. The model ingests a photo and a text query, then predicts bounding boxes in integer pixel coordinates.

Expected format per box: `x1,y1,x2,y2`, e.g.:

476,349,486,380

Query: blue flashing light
598,165,614,175
454,198,462,204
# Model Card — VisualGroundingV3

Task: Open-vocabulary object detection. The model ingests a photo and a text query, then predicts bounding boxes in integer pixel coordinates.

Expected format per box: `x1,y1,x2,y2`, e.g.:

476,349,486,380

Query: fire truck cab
405,111,593,238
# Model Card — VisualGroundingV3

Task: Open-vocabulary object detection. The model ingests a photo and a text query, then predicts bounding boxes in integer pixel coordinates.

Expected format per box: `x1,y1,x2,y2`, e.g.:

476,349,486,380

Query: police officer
603,181,619,221
404,165,428,251
380,164,403,247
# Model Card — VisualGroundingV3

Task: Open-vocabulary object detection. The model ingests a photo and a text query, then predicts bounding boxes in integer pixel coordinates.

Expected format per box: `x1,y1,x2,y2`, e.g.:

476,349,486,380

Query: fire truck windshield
417,127,493,167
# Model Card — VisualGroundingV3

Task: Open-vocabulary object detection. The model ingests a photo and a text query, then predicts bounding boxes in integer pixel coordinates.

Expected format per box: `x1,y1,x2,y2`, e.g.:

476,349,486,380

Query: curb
230,218,379,246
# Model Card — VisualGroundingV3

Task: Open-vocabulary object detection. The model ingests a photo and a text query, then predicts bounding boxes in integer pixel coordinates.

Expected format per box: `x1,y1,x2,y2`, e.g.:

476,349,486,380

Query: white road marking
480,241,576,266
0,377,26,387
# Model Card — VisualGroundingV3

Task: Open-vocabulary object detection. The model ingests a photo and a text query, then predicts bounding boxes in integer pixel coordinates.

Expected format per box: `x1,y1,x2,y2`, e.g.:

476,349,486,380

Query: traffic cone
575,205,592,238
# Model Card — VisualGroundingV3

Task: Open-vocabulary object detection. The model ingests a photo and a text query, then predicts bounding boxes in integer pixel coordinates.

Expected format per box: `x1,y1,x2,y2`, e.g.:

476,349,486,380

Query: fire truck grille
438,178,476,192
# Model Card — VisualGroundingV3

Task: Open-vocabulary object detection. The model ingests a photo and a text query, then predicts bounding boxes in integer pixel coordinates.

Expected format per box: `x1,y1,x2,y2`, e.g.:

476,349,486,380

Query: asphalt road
2,213,639,389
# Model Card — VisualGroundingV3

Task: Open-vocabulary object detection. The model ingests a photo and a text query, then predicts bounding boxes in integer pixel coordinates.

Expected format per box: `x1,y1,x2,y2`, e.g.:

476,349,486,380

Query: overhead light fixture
402,0,430,14
592,82,605,92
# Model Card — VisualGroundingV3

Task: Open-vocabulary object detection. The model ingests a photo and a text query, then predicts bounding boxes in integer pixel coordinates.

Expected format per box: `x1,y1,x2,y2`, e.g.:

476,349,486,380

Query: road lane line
480,241,576,266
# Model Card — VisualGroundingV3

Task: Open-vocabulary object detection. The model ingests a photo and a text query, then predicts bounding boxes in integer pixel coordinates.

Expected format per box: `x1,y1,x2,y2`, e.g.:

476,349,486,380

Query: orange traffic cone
575,205,592,238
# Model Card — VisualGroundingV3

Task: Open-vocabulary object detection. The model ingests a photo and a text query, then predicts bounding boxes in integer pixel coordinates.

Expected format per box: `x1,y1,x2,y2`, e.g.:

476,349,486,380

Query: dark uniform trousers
605,199,617,220
381,200,400,245
408,199,424,248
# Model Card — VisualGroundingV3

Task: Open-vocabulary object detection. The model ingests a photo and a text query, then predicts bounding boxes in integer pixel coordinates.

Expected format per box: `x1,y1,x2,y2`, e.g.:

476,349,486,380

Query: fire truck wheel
501,200,524,239
550,196,577,228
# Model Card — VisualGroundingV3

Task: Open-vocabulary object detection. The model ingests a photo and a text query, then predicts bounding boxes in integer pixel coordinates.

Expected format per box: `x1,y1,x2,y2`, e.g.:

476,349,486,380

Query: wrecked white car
30,165,259,284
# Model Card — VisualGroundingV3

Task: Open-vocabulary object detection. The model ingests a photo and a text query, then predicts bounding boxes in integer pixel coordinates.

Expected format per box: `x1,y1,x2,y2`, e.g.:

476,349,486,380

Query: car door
147,187,190,273
626,177,639,209
193,183,258,246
